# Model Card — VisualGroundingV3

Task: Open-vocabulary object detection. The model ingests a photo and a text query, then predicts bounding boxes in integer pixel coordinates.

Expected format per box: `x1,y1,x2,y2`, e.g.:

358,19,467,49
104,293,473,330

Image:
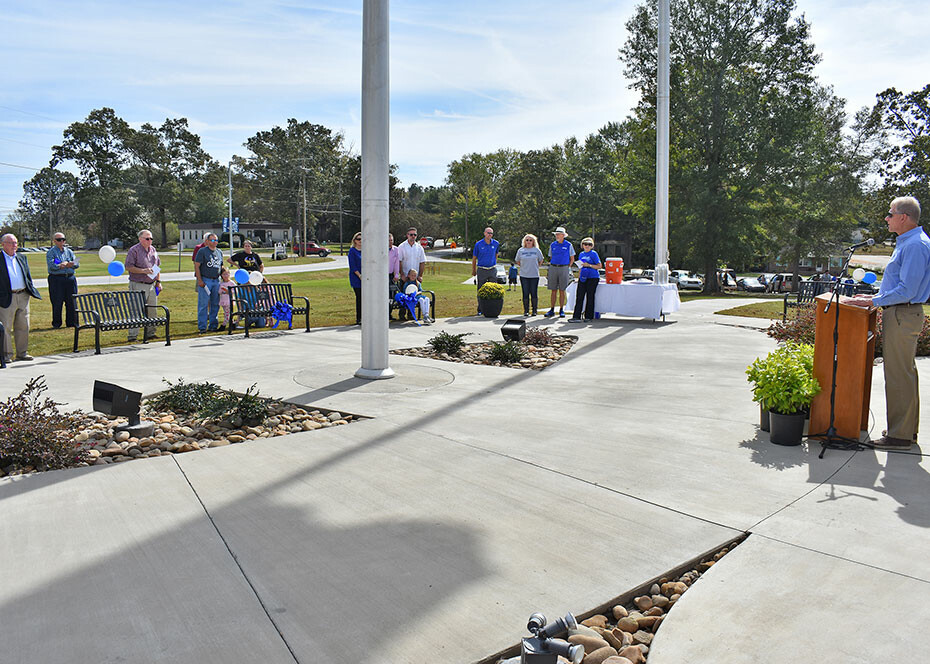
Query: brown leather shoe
870,436,913,450
882,429,917,443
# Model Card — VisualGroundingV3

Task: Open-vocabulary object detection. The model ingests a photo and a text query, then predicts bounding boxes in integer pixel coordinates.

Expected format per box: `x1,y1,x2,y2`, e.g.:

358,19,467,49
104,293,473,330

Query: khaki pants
882,303,924,440
128,281,158,340
0,291,31,361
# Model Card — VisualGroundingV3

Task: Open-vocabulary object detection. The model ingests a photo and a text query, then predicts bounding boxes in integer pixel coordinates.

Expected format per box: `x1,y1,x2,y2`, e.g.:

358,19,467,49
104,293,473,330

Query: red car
292,241,330,257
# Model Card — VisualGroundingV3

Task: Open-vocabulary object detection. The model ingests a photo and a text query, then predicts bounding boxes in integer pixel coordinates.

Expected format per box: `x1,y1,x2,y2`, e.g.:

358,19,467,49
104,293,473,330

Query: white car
670,270,703,290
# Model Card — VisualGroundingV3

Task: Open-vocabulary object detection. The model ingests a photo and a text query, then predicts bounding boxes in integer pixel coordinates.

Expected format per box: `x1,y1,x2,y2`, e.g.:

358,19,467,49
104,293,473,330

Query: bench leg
73,327,80,353
94,326,101,355
164,320,171,346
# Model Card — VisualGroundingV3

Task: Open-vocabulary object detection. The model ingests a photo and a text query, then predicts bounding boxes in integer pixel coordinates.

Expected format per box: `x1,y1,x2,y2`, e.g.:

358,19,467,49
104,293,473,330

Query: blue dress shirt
872,226,930,306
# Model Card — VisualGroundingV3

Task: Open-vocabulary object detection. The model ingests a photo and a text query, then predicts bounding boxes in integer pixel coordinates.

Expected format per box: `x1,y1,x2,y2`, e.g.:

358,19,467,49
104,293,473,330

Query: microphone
848,238,875,250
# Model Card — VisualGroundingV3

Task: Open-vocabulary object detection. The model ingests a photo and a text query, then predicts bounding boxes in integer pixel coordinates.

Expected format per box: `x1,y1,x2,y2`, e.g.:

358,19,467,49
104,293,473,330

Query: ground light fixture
520,612,584,664
501,318,526,342
92,380,154,437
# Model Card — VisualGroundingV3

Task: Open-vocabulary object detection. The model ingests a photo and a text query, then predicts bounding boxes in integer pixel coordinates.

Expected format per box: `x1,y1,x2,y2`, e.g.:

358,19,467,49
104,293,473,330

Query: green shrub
522,327,553,346
0,377,86,471
146,378,224,414
428,331,471,356
488,340,526,364
146,379,272,424
477,282,505,299
767,306,930,358
746,342,820,414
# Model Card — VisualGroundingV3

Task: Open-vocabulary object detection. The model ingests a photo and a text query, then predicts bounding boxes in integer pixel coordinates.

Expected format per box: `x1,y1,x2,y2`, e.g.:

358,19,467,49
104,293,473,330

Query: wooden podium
809,293,878,441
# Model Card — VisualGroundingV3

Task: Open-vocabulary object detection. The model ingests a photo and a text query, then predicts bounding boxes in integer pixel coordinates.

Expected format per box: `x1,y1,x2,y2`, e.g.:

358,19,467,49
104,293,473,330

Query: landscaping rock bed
391,335,577,370
0,402,361,477
495,540,740,664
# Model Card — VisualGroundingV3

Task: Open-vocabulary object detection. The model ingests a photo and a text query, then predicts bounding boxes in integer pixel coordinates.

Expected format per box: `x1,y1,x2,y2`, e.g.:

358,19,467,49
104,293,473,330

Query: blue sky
1,0,928,220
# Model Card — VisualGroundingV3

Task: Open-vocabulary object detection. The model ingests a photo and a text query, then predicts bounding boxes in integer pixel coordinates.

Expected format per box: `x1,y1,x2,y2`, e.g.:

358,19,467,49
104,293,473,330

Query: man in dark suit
0,234,42,362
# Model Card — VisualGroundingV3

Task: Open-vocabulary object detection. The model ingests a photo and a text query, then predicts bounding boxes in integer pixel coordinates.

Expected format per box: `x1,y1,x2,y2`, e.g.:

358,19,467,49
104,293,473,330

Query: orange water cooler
605,257,624,283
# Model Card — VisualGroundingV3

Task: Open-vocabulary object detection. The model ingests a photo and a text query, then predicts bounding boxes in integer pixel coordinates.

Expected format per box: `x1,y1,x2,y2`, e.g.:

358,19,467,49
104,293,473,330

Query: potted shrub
746,342,820,445
477,282,505,318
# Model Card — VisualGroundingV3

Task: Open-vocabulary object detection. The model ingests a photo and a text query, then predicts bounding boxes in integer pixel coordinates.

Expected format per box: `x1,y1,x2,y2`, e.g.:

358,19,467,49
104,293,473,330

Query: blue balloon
863,271,877,284
107,261,125,277
234,269,250,284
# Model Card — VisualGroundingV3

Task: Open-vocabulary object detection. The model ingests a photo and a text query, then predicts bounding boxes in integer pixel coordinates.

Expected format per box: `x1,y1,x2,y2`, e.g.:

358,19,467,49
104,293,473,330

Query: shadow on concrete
738,432,809,471
876,446,930,527
0,474,486,663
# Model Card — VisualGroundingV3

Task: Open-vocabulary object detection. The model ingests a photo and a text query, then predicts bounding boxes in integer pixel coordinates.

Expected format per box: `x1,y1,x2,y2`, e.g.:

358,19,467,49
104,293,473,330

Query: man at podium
848,196,930,450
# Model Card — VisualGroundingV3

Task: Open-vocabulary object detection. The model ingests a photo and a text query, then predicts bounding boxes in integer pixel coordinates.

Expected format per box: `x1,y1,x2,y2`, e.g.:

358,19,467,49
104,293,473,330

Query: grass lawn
23,250,332,277
715,301,785,319
21,262,536,358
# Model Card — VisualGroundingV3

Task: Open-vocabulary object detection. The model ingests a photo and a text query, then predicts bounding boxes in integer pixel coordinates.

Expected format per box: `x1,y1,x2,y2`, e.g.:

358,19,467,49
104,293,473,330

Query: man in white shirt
0,234,41,362
397,227,426,282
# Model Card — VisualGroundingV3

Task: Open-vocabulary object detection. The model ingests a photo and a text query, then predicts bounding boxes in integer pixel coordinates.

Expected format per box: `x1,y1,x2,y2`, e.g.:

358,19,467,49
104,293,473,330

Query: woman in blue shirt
348,232,362,325
570,237,602,322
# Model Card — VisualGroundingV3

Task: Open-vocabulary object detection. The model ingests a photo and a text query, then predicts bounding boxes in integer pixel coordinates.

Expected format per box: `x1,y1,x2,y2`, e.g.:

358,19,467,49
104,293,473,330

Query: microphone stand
807,247,869,458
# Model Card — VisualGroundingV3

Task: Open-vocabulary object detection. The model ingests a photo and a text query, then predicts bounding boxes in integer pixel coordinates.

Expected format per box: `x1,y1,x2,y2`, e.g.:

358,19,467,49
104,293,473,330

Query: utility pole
302,170,308,257
228,161,234,253
654,0,670,285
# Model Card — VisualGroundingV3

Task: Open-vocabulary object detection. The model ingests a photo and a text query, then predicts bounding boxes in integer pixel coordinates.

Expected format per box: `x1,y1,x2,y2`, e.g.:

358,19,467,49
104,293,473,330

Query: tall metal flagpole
654,0,670,285
356,0,394,380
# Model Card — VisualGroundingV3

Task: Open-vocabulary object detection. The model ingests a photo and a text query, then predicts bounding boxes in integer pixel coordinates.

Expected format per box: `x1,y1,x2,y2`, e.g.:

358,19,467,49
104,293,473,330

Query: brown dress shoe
870,436,913,450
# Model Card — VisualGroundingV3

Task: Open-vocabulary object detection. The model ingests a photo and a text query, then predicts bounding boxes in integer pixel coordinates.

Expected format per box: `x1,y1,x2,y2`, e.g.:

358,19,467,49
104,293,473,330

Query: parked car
737,276,766,292
292,241,330,257
765,273,799,293
670,270,703,290
494,265,508,284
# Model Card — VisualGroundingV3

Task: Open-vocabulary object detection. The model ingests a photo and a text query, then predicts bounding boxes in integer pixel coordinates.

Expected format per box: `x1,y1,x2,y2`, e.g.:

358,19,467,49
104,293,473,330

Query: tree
620,0,825,291
19,167,78,244
868,85,930,208
125,118,217,247
496,147,564,249
51,107,136,244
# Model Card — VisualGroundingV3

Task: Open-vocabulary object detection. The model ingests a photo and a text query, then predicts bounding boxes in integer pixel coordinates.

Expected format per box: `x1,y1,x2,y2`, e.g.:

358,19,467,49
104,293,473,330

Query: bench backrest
74,291,148,324
229,283,294,312
797,281,832,302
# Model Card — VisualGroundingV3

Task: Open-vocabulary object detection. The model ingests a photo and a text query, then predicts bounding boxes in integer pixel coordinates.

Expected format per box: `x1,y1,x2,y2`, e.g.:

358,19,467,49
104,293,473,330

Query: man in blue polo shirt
471,226,500,315
848,196,930,450
544,227,575,318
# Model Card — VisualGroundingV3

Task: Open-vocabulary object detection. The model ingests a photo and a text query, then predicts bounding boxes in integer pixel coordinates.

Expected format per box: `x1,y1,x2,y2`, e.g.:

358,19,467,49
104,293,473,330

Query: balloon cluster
852,268,878,284
234,268,265,286
98,244,125,276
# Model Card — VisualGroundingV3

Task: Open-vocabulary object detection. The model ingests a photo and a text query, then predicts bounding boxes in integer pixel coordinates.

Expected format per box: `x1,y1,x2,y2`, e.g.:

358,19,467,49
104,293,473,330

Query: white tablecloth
566,281,681,320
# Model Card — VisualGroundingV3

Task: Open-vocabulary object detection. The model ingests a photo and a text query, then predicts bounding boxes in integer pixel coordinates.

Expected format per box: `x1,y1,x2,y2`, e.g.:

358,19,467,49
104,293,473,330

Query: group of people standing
349,227,431,325
477,225,602,322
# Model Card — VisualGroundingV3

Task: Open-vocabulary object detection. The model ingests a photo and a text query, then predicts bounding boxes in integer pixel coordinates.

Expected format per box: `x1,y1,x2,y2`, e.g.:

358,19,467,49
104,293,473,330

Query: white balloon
852,268,866,282
248,270,264,286
98,245,116,263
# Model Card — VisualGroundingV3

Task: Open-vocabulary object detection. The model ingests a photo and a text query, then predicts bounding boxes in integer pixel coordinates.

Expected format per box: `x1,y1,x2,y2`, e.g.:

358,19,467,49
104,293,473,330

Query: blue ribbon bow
393,291,421,326
270,301,293,329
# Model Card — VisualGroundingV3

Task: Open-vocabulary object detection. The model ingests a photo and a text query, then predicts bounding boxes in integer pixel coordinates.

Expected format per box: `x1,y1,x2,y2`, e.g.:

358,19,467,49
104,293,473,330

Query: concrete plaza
0,299,927,663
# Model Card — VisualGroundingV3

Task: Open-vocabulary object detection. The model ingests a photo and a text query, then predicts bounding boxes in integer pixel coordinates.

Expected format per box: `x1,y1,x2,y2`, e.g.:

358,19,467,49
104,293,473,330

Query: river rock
618,645,645,664
634,596,652,611
582,646,617,664
567,634,609,654
611,605,628,620
602,657,633,664
581,615,608,629
616,617,639,634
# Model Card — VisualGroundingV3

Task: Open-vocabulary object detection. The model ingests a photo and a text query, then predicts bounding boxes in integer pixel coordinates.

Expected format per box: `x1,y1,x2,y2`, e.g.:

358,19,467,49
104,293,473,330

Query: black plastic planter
479,298,504,318
769,411,805,446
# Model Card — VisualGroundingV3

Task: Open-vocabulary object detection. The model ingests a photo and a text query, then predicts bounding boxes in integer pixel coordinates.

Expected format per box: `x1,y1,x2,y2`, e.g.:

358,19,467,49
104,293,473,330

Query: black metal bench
73,291,171,354
783,281,833,320
390,281,436,321
228,283,309,338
